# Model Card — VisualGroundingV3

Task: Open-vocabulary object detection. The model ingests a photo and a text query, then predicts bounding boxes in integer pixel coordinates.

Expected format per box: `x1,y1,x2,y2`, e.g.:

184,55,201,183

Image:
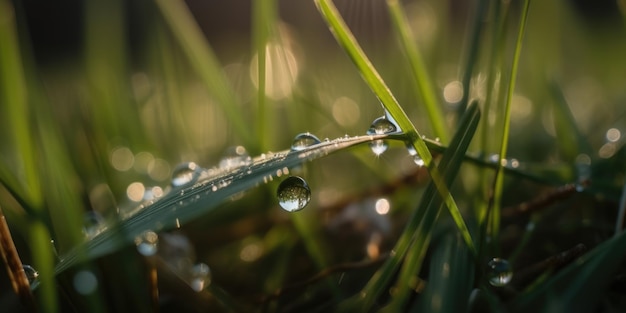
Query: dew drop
82,211,105,239
171,162,201,187
23,265,39,284
135,231,159,256
219,146,251,170
406,145,425,167
486,258,512,287
189,263,211,292
367,116,397,155
291,132,321,151
277,176,311,212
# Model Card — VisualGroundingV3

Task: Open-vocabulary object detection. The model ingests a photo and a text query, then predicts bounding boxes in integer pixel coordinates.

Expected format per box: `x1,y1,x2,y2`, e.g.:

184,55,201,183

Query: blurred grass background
1,0,626,312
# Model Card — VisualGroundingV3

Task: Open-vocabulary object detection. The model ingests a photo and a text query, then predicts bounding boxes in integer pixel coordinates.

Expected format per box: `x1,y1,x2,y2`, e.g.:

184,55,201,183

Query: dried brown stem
262,253,389,302
501,182,583,219
513,243,587,287
0,205,35,309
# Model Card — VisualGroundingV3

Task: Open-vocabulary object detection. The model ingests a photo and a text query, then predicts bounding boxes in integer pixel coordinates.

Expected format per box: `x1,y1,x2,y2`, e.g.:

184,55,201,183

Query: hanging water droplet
277,176,311,212
406,145,425,167
23,265,39,284
189,263,211,292
219,146,251,170
171,162,201,187
291,132,321,151
367,116,397,155
135,231,159,256
486,258,512,287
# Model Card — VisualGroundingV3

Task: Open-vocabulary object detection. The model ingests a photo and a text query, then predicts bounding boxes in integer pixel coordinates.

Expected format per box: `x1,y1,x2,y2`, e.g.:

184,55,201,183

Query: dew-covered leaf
53,134,397,275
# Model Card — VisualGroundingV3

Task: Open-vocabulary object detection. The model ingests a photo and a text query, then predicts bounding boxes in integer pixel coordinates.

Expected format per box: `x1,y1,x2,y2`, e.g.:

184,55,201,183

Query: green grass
1,0,626,312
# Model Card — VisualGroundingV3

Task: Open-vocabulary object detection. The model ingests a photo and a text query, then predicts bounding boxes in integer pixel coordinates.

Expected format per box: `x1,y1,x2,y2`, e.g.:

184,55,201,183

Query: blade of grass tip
458,0,489,117
377,102,480,311
386,0,449,143
549,79,593,163
153,0,256,152
512,231,626,312
490,0,532,241
315,0,476,255
252,0,276,151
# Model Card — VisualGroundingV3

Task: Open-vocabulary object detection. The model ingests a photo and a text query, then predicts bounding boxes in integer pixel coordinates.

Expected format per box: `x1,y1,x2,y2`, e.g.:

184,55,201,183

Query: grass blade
386,0,449,143
315,0,476,256
53,134,403,274
153,0,255,151
413,233,474,313
458,0,489,116
490,0,532,240
373,101,480,311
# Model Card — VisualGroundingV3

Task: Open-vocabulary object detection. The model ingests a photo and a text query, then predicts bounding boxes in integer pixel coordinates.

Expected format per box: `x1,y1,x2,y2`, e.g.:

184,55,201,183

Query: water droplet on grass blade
219,146,251,170
82,211,105,239
367,116,397,155
406,145,425,167
277,176,311,212
135,231,159,256
189,263,211,292
171,162,201,187
23,265,38,284
487,258,512,287
291,132,321,151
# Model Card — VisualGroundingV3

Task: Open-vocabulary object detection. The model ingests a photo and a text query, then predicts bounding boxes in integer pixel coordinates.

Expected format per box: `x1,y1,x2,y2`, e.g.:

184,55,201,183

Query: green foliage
1,0,625,312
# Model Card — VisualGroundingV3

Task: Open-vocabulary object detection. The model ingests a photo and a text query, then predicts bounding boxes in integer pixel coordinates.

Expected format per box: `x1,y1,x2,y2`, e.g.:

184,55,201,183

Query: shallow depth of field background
1,0,626,312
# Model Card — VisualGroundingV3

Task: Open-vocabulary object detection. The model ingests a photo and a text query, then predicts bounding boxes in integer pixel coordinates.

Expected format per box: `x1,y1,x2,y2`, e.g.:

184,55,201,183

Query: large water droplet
189,263,211,292
23,265,39,284
73,270,98,295
487,258,512,287
277,176,311,212
219,146,251,170
171,162,201,187
135,231,159,256
291,132,321,151
367,116,397,155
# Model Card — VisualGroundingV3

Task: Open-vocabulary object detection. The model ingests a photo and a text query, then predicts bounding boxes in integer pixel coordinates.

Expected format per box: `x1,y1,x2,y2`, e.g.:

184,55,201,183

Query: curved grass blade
363,101,480,311
386,0,449,143
490,0,532,240
53,134,399,275
153,0,255,152
315,0,476,256
511,231,626,312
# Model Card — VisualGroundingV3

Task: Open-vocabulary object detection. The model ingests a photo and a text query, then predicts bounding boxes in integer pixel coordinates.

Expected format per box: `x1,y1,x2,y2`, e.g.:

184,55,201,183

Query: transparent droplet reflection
23,265,39,284
487,258,512,287
73,270,98,295
367,116,397,155
291,132,321,151
82,211,105,239
171,162,201,187
277,176,311,212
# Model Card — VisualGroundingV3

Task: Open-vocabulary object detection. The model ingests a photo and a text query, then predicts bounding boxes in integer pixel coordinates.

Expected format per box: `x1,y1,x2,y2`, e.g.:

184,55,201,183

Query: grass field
1,0,626,312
